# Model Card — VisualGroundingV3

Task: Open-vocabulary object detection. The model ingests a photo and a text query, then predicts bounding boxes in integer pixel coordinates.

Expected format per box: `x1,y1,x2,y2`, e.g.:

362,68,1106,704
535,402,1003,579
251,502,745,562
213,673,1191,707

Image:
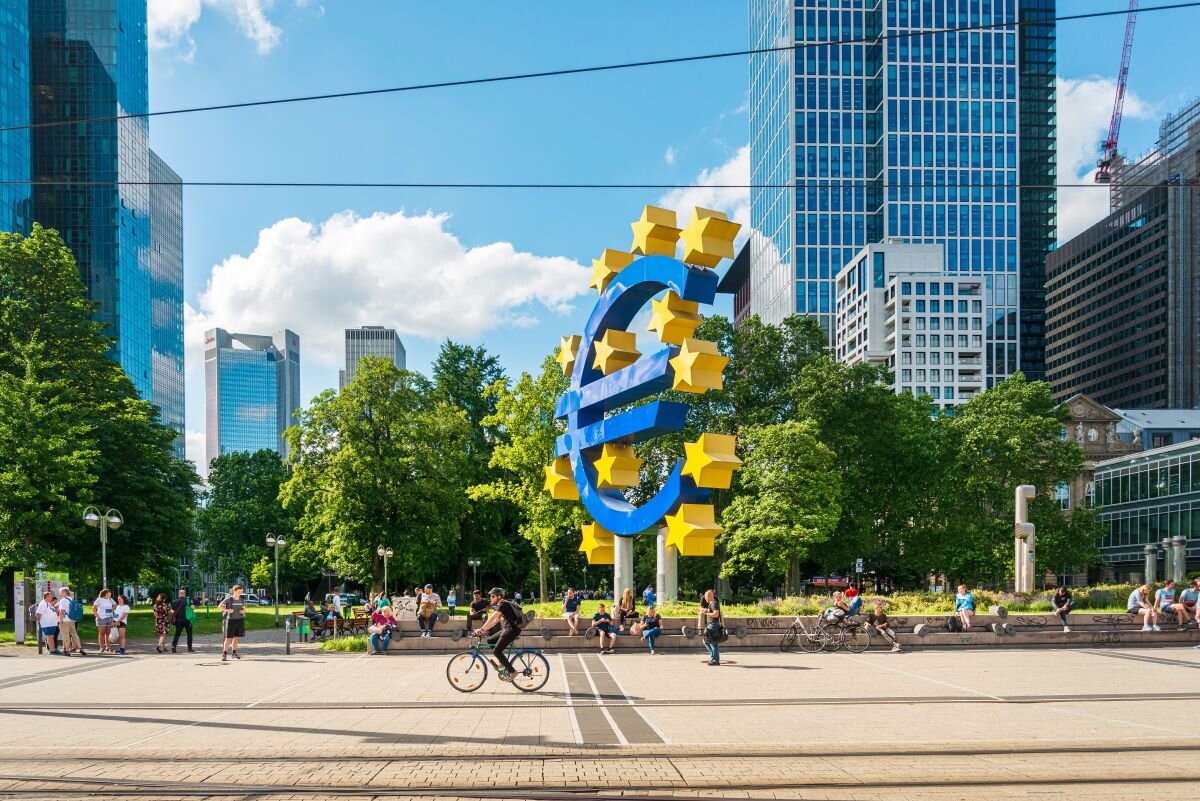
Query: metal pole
100,517,108,590
383,555,388,597
273,543,280,626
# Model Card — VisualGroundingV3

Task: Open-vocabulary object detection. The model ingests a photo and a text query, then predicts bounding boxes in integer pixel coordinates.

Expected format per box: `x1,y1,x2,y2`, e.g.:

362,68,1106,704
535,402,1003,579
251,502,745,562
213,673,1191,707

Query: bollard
285,615,292,655
987,605,1008,619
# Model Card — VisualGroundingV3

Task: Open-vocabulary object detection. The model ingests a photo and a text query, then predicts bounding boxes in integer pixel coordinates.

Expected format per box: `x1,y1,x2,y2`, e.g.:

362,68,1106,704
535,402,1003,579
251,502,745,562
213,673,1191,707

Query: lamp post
377,546,394,596
83,506,123,590
266,534,286,626
468,558,481,591
550,565,561,598
583,565,588,595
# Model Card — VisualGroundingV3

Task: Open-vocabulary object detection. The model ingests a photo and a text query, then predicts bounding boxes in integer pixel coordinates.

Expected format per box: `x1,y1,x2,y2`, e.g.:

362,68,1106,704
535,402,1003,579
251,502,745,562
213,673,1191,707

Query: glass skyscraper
749,0,1056,386
150,150,185,458
205,328,301,465
0,4,31,234
30,0,153,398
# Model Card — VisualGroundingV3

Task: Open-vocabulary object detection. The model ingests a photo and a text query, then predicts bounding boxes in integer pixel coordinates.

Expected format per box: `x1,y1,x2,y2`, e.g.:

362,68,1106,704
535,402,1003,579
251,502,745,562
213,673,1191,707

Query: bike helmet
488,587,506,598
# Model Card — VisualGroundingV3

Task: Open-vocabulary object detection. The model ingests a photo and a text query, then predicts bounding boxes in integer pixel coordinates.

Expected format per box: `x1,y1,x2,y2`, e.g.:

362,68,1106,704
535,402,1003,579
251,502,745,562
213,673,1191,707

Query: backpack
68,598,84,622
944,616,963,633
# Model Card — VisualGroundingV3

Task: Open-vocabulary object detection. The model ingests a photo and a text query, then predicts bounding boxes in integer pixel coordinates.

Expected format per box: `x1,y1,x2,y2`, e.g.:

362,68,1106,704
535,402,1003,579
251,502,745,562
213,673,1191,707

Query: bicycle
780,614,872,654
445,633,550,693
779,615,829,653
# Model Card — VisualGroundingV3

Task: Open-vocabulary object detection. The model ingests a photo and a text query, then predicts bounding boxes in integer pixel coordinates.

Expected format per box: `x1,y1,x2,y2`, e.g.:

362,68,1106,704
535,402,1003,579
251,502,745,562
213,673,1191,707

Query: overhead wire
0,181,1191,190
0,2,1197,134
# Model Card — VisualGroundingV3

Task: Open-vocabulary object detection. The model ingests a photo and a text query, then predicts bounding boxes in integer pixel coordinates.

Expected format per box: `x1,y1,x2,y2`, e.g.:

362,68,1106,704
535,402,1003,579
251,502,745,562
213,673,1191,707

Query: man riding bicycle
474,587,524,683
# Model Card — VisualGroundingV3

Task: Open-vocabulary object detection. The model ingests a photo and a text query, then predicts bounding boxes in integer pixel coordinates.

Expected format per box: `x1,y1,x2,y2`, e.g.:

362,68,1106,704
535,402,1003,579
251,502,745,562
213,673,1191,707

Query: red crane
1095,0,1141,184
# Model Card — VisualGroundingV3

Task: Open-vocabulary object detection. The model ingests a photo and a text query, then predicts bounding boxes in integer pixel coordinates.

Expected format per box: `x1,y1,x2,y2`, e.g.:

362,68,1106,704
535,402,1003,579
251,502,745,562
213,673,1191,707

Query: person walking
642,584,656,608
112,595,131,655
700,589,722,666
417,584,442,638
56,587,84,656
219,585,247,661
35,591,61,654
153,593,171,653
1051,587,1074,632
171,589,195,653
93,589,115,654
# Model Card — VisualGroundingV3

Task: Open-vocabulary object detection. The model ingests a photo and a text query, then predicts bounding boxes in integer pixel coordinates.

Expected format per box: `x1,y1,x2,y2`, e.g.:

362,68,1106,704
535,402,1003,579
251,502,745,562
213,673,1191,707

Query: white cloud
658,145,750,244
185,209,590,371
185,429,207,477
663,146,677,166
150,0,284,57
1056,76,1152,242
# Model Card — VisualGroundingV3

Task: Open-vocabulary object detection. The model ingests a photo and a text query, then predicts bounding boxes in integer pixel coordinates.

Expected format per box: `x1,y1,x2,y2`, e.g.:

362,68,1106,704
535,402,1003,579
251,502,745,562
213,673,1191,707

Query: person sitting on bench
1127,584,1159,631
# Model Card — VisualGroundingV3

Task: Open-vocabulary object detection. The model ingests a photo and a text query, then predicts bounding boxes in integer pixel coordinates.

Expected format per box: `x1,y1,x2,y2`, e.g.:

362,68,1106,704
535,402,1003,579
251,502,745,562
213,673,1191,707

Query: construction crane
1095,0,1140,183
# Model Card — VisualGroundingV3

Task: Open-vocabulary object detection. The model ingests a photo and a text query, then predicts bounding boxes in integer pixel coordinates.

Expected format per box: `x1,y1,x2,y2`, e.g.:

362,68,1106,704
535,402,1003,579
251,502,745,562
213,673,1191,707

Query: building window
1151,433,1172,448
1055,482,1071,511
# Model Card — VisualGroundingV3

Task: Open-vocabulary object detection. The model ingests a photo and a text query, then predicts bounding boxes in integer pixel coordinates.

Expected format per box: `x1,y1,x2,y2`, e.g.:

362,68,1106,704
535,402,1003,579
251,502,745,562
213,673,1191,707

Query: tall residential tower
748,0,1055,385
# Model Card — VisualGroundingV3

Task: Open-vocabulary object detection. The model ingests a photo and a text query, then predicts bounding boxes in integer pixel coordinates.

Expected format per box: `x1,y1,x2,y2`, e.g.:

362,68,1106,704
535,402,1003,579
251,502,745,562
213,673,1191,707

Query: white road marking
558,653,583,745
575,654,628,746
601,655,671,744
849,654,1005,701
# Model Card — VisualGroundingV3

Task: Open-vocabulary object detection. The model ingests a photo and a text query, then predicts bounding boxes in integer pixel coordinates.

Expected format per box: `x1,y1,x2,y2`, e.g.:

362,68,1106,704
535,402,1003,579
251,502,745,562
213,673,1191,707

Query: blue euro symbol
554,255,717,536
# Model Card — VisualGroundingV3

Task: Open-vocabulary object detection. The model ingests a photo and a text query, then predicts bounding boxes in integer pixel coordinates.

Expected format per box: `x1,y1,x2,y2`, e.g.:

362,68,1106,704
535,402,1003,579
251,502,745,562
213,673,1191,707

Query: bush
319,635,369,652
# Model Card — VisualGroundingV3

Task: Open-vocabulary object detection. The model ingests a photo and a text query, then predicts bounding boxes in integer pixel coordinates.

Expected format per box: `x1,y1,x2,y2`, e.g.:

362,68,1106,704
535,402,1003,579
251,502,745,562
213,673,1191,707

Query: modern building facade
833,242,986,408
748,0,1056,386
1045,99,1200,409
1093,440,1198,583
1111,409,1200,451
149,151,185,458
0,4,31,234
715,246,752,327
31,0,154,399
204,328,301,464
338,326,406,390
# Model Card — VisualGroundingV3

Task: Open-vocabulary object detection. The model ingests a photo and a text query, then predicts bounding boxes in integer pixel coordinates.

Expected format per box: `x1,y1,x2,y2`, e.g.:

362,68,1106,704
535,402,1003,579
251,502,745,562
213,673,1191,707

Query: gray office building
1045,98,1200,409
204,328,301,464
339,326,406,390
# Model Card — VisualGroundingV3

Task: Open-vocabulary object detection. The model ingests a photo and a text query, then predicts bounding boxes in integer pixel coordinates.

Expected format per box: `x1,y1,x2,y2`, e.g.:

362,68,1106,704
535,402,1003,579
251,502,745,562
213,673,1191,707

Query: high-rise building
338,326,406,390
1045,98,1200,409
205,328,301,464
0,4,31,234
748,0,1056,385
30,0,153,398
149,151,185,458
833,242,986,409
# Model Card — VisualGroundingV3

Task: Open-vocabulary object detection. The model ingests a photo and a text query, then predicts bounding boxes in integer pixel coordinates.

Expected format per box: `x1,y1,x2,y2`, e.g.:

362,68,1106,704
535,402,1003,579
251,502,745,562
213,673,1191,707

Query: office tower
205,328,301,464
339,326,407,389
833,243,986,409
748,0,1056,385
30,0,153,397
0,4,31,234
1045,98,1200,410
149,151,185,458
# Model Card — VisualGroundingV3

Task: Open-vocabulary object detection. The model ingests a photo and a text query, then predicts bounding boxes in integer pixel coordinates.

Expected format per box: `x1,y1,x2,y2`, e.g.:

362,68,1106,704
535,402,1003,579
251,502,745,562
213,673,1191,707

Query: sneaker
1063,626,1070,633
1152,625,1162,632
171,647,177,653
187,648,195,653
232,651,241,659
649,649,655,655
1142,626,1152,631
498,670,514,683
222,652,228,662
707,661,719,666
117,648,125,655
891,643,902,652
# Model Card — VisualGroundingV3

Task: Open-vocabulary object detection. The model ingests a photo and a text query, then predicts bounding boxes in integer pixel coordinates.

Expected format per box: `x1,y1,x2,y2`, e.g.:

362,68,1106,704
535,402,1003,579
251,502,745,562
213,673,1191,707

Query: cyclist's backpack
68,598,84,622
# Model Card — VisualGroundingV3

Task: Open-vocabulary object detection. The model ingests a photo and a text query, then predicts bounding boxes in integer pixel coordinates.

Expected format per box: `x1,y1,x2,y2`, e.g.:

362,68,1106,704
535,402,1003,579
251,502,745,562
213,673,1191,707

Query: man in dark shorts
474,588,524,682
218,585,247,662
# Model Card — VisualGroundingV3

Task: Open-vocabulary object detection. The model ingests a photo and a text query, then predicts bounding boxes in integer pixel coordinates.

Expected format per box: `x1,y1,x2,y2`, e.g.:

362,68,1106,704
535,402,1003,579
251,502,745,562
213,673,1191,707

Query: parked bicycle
780,613,871,654
445,633,550,693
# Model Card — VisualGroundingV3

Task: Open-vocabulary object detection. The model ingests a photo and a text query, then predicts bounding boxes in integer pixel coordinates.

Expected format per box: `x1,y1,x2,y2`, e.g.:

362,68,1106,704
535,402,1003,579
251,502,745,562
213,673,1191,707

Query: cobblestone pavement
1,636,1198,799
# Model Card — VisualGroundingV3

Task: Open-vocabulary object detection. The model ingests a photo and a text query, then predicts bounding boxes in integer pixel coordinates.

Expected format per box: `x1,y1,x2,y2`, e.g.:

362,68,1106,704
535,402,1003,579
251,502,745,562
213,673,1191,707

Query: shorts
594,623,616,635
563,610,579,618
97,616,113,627
41,626,59,637
115,622,127,629
225,618,247,638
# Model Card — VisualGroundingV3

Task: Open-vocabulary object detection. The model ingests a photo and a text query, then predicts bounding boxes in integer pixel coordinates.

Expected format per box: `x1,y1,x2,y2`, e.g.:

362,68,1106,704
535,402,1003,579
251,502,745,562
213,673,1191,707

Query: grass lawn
0,604,304,647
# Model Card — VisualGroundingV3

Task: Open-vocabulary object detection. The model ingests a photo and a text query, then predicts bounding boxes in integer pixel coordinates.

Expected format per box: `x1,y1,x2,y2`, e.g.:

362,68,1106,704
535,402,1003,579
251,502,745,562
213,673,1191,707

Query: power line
2,2,1197,134
2,180,1192,190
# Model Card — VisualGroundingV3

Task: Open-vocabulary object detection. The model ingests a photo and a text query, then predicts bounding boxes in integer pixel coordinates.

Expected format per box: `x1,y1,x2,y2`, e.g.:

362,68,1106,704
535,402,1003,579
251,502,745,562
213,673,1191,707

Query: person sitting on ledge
1127,584,1160,631
1051,586,1074,633
867,600,901,653
954,584,976,631
592,604,618,654
1181,580,1200,628
634,605,662,654
1154,580,1191,629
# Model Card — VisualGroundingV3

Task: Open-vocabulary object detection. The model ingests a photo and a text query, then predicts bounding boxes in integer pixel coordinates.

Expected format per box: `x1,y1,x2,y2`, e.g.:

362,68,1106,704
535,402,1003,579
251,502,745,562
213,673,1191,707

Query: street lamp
83,506,123,590
376,545,394,596
467,558,482,591
549,565,561,597
266,533,286,626
583,565,588,595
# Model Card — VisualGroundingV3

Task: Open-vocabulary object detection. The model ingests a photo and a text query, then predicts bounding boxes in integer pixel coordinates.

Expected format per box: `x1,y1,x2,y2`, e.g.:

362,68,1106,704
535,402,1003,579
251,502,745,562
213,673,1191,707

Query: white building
339,326,407,389
834,243,986,410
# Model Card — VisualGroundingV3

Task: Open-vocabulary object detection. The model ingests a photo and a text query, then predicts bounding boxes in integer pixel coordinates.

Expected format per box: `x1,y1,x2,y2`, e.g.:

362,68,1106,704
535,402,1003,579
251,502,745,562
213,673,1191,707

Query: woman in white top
112,595,131,654
35,591,61,654
93,589,115,654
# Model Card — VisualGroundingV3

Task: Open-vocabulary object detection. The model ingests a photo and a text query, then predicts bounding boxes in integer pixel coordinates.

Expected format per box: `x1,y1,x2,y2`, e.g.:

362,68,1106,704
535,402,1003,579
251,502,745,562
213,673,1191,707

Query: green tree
282,357,471,590
720,421,841,593
470,354,585,601
1029,495,1104,579
194,450,296,588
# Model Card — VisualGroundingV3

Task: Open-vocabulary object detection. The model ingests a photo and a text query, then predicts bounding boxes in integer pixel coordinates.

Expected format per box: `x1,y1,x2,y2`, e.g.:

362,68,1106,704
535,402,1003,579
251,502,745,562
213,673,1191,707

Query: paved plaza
1,634,1199,799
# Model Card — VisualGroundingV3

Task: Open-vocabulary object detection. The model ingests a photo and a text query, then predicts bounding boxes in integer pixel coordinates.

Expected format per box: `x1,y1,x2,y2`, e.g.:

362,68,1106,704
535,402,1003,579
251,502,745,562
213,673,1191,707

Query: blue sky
144,1,1200,468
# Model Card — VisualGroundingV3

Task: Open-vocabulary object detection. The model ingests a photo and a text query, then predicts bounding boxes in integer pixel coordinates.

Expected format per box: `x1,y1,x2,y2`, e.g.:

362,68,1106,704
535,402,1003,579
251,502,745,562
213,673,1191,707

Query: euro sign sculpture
544,206,743,564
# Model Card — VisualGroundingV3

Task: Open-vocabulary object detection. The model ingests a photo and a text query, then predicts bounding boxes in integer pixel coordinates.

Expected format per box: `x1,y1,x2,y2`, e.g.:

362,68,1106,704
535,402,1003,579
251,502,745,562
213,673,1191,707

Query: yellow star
682,433,743,489
664,504,723,557
679,207,741,268
543,456,578,500
647,291,702,345
669,338,727,393
592,443,642,489
590,249,634,295
630,205,681,257
579,522,615,565
592,329,640,375
556,335,581,377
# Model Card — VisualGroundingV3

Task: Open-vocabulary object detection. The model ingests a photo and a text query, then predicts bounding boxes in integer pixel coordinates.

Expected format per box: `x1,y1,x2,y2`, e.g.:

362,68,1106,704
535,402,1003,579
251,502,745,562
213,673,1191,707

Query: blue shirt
954,592,975,612
643,588,656,606
563,597,580,613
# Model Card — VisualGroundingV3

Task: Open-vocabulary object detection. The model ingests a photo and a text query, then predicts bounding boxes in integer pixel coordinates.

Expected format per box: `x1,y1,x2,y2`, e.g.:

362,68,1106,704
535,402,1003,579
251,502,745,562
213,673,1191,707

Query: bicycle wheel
842,623,871,654
821,626,844,652
780,626,799,653
510,649,550,693
800,627,825,654
446,652,488,692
